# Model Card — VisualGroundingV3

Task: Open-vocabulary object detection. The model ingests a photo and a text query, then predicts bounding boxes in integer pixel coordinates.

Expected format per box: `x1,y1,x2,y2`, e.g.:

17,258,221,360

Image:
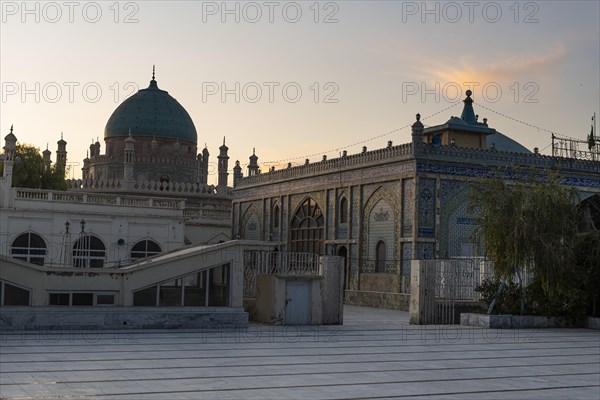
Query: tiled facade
232,95,600,310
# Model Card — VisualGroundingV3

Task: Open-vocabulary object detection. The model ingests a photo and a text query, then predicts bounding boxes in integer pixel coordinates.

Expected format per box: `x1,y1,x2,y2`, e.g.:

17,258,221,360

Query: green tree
471,170,580,316
0,144,67,190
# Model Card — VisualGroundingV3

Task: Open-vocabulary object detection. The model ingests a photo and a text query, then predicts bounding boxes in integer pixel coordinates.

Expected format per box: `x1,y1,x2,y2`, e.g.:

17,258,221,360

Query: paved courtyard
1,305,599,399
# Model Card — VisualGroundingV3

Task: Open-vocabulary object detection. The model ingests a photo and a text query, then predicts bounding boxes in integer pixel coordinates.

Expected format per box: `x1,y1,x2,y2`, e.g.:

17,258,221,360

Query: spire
460,90,477,125
148,66,158,89
43,143,51,160
10,125,13,134
233,160,243,187
217,137,230,189
125,129,135,143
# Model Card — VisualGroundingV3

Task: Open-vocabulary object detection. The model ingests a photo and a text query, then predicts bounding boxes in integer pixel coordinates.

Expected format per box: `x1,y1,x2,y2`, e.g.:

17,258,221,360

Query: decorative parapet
13,188,185,210
65,178,232,197
236,141,599,189
422,144,600,174
89,153,198,168
183,207,232,221
237,143,414,187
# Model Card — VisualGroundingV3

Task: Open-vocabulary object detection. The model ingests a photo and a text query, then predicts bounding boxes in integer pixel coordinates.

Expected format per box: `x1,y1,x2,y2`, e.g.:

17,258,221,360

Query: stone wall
0,307,248,330
359,273,399,292
345,290,409,311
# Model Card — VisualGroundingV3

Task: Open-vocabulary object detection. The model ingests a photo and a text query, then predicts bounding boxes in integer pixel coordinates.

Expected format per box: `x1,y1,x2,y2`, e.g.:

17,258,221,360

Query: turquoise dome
104,78,197,142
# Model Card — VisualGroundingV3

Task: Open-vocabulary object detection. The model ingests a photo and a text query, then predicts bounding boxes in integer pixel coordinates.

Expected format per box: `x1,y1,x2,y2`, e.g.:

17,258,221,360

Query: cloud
420,44,567,85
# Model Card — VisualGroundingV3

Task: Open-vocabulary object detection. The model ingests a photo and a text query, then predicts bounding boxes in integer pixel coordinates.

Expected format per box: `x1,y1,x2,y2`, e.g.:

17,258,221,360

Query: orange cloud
421,44,567,85
424,45,567,83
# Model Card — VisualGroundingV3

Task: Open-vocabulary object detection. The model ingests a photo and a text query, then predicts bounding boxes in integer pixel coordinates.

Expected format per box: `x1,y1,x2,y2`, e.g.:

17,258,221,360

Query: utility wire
263,102,462,164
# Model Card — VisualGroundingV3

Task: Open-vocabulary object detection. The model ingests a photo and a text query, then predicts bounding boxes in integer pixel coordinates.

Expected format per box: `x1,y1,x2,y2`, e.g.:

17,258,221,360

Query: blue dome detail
104,79,197,142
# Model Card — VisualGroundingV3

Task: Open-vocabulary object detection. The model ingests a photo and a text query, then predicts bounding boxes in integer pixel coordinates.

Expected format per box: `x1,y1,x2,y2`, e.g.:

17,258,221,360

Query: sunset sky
1,1,599,183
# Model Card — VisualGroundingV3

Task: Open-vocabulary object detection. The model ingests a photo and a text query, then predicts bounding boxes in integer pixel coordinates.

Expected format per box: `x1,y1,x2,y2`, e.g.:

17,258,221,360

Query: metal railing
243,251,321,297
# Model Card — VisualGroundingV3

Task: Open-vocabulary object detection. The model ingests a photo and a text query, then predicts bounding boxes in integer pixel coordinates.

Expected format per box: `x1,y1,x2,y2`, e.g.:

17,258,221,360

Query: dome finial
223,137,226,145
10,124,13,134
460,89,477,125
152,65,155,81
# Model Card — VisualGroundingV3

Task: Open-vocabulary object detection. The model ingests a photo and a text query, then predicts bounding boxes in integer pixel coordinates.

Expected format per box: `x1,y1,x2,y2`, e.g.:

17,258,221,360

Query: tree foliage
470,169,594,319
0,144,67,190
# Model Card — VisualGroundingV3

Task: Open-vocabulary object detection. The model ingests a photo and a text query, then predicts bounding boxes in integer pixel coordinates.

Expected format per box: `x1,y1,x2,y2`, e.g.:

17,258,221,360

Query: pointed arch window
291,198,324,254
339,197,348,224
11,232,46,266
131,240,162,259
273,204,280,229
376,240,386,273
73,235,106,268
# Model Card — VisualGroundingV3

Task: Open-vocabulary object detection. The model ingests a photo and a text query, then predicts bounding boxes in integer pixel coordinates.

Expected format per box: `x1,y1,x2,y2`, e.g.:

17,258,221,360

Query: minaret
89,140,96,158
217,137,229,191
198,145,209,185
248,148,259,176
123,131,136,186
3,125,17,179
411,113,424,155
82,151,90,180
42,144,52,171
233,160,242,187
1,125,17,204
56,133,67,168
93,139,101,158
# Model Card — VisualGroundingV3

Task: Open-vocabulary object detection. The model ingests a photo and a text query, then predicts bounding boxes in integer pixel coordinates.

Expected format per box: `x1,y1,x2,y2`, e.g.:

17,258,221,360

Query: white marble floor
1,305,599,399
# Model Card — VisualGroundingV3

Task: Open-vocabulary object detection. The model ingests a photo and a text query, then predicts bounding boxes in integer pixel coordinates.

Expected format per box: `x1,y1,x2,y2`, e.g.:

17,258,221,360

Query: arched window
291,198,324,254
11,232,46,266
376,240,386,273
339,197,348,223
273,204,280,228
73,235,106,268
131,240,162,259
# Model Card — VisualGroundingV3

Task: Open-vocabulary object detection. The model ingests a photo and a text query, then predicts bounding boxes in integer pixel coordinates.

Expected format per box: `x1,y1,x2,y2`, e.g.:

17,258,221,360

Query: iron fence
243,251,321,297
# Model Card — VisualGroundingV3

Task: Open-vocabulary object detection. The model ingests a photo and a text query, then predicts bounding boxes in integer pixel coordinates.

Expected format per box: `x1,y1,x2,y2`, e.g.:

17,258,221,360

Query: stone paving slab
1,305,599,399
